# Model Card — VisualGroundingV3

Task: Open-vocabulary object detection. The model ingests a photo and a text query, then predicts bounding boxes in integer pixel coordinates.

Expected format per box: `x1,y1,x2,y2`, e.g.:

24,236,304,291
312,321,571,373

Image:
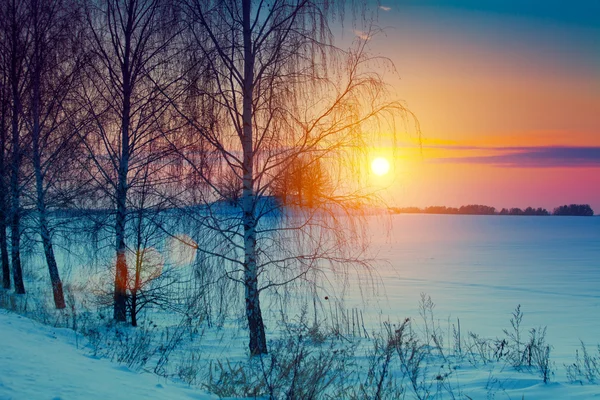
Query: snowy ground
1,309,600,399
0,311,219,400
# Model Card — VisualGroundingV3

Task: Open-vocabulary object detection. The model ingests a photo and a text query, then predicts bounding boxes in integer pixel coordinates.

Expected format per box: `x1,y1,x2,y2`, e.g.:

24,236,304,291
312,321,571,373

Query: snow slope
0,311,217,400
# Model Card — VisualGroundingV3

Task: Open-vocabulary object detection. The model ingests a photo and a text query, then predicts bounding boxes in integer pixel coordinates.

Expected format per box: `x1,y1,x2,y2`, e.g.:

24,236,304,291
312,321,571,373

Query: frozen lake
349,214,600,361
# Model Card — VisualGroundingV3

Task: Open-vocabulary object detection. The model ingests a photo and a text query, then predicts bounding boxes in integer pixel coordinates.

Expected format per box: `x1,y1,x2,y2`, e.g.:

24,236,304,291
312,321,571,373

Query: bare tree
79,0,182,322
24,0,86,308
129,182,160,327
0,31,11,289
273,156,331,208
126,151,189,327
179,0,408,355
0,0,31,294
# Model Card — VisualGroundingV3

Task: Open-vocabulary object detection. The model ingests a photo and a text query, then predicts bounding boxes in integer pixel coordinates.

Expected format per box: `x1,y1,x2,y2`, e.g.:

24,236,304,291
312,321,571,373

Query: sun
371,157,390,176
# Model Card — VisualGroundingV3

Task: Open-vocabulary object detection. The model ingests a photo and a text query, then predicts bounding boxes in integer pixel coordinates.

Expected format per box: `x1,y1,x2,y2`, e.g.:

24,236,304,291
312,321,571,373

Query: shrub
203,322,353,399
566,341,600,384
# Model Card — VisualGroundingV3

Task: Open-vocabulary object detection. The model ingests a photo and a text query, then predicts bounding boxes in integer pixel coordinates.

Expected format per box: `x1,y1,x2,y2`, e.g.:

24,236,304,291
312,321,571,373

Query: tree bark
130,292,137,327
0,205,9,289
114,196,128,321
112,1,135,323
241,0,267,356
31,0,65,308
33,122,66,308
0,117,9,289
9,0,25,294
130,209,144,327
114,164,129,322
9,107,24,295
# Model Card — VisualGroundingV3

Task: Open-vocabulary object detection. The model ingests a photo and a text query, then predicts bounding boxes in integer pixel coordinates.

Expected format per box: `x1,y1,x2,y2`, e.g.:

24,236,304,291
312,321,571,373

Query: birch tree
0,37,10,289
180,0,407,355
0,0,31,294
25,0,84,308
80,0,182,322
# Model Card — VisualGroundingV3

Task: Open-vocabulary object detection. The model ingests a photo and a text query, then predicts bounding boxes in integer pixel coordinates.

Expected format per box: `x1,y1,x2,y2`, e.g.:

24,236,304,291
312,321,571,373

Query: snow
0,311,218,400
356,215,600,359
1,309,599,399
1,214,600,399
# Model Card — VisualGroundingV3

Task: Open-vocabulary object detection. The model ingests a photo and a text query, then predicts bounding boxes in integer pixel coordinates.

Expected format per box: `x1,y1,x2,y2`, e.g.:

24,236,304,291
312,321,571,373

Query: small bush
177,350,202,386
344,332,403,400
465,332,496,365
389,318,431,400
566,341,600,384
502,304,524,368
524,326,553,383
87,322,158,370
203,322,353,399
204,359,264,398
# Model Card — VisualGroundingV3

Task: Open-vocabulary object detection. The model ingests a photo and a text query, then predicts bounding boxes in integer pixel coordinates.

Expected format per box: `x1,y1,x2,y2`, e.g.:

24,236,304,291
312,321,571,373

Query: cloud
379,6,391,11
430,146,600,168
353,29,371,40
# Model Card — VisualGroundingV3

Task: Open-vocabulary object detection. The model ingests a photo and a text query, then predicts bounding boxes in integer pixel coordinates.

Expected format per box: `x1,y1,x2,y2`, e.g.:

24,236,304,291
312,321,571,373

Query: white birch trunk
113,8,133,322
241,0,267,356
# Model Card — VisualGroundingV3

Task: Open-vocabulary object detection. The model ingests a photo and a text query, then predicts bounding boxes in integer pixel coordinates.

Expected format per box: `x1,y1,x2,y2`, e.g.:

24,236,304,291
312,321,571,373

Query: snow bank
0,311,218,400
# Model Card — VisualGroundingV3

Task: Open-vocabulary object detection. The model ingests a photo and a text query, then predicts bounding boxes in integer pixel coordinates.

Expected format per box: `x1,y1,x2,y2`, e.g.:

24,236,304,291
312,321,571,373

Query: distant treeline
390,204,595,216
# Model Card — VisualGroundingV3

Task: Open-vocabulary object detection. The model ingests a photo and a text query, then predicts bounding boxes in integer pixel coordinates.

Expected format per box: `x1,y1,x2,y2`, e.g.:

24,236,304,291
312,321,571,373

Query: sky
361,0,600,211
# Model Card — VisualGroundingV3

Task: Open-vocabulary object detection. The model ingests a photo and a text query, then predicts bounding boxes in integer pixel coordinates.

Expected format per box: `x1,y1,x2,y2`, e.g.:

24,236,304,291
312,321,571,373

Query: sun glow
371,157,390,176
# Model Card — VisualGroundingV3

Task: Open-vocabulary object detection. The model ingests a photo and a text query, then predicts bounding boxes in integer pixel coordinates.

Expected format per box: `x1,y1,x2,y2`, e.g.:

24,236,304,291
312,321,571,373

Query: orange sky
361,4,600,211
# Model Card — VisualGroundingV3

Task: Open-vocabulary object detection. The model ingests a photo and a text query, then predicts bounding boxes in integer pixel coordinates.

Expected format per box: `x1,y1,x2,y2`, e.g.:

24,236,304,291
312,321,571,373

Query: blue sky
393,0,600,28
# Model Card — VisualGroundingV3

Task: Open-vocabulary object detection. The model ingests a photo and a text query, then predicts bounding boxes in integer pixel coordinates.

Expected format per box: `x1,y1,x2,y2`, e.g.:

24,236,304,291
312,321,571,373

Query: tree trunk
243,249,267,356
113,85,131,321
33,125,65,309
114,111,129,321
33,121,65,308
9,5,24,294
130,211,144,327
0,208,9,289
9,152,24,294
130,290,137,327
40,219,65,309
0,87,9,289
31,9,65,308
241,0,267,356
114,181,128,321
113,4,134,323
0,161,9,289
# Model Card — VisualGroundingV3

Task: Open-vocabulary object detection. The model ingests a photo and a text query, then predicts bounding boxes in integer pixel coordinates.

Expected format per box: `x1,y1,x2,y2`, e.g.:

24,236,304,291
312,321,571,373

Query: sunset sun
371,157,390,176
